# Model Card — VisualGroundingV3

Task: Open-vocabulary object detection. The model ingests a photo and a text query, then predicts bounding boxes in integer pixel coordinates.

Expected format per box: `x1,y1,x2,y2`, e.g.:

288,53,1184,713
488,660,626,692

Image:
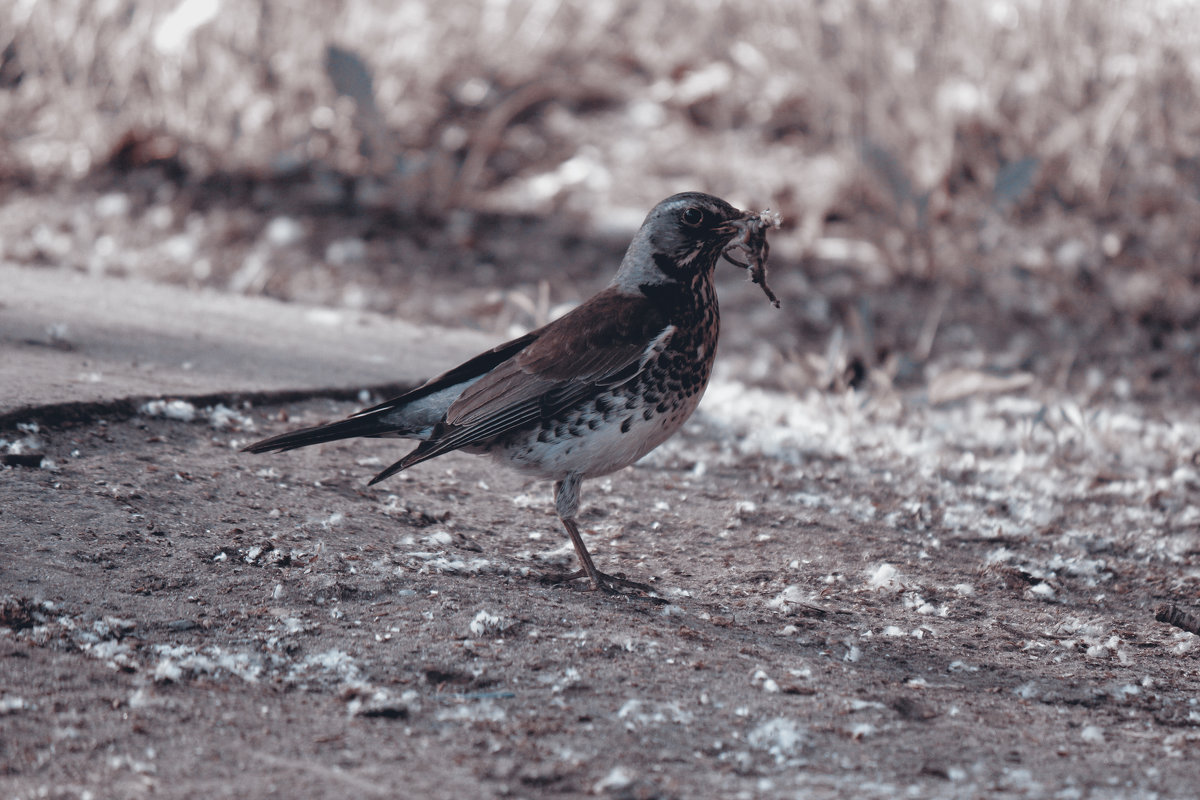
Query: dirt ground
6,2,1200,796
4,352,1200,799
3,177,1200,800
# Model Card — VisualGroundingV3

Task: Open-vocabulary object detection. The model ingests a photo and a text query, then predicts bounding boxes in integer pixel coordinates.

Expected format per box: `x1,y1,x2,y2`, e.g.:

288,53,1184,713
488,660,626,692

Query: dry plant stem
448,81,566,208
914,285,951,362
1155,604,1200,636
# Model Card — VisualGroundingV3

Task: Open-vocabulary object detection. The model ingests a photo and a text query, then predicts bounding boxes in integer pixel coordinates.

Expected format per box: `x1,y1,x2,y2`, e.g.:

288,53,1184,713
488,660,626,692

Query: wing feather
368,288,673,481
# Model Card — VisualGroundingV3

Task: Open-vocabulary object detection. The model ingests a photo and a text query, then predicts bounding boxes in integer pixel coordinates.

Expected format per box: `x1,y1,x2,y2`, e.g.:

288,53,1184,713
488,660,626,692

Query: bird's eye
681,207,705,227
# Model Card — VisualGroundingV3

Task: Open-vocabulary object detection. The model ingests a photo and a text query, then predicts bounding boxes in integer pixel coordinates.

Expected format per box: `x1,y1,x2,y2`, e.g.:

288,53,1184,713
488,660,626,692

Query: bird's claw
543,568,660,598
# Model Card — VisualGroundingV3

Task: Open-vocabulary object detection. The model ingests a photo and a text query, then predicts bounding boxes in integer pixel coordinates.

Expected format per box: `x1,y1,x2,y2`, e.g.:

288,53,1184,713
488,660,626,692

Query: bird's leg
559,515,603,587
549,475,655,595
552,474,602,586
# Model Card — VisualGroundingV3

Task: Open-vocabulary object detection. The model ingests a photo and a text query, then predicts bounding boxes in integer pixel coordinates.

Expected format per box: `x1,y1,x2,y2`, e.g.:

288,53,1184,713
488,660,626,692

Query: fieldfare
245,192,780,593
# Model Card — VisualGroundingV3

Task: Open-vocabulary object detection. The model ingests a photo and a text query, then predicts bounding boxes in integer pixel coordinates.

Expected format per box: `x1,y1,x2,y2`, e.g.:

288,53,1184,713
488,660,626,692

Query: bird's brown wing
368,288,671,484
242,332,539,453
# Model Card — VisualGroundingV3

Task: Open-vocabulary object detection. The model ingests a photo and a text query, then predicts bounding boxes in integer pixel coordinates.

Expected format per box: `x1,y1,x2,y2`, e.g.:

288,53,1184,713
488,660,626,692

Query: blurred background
3,0,1198,403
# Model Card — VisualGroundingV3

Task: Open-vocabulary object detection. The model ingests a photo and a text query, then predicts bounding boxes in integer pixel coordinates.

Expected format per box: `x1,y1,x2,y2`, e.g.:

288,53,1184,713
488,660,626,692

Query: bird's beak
715,208,757,238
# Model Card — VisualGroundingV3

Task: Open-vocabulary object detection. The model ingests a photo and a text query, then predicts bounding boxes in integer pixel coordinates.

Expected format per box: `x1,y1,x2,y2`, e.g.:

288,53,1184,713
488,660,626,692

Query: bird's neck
637,269,717,321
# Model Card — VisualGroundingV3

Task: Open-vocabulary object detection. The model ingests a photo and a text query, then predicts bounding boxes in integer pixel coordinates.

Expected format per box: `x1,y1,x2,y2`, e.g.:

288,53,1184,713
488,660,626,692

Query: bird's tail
242,412,397,454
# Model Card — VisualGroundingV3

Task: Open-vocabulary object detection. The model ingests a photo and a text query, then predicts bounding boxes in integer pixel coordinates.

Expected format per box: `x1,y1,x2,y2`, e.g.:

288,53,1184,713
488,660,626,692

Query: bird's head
613,192,756,292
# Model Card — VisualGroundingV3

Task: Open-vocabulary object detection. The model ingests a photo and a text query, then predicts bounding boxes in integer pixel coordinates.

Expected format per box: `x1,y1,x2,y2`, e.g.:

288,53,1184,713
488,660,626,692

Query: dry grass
3,0,1200,347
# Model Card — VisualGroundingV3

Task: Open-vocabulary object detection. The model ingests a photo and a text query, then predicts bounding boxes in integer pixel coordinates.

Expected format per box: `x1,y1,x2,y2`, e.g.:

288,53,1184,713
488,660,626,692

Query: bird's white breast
491,384,706,480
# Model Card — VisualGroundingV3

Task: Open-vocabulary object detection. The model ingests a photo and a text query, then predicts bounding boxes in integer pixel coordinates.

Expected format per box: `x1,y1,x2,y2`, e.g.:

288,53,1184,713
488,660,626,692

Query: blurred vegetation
3,0,1198,397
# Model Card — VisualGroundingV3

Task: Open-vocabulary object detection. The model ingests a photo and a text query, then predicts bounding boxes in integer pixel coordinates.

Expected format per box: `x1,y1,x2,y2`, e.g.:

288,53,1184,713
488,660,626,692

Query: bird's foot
543,568,660,597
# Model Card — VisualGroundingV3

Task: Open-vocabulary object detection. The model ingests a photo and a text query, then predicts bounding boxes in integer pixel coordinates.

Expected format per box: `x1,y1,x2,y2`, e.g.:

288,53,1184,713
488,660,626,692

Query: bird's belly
489,386,707,480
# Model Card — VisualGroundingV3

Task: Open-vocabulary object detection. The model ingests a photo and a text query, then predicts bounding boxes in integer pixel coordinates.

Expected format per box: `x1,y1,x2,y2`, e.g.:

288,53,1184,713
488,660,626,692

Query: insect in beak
722,210,783,308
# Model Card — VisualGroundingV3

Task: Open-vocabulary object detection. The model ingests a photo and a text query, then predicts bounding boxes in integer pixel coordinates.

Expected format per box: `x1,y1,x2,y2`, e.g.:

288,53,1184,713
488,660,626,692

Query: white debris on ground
765,584,809,613
434,699,508,723
0,694,28,714
546,666,582,694
152,644,264,684
750,669,781,693
3,597,407,709
206,403,256,430
287,648,366,687
865,563,907,593
746,717,808,764
404,553,495,576
468,610,511,638
593,765,636,794
139,399,198,422
0,422,55,470
1,422,44,453
138,399,257,431
684,377,1200,597
616,698,694,729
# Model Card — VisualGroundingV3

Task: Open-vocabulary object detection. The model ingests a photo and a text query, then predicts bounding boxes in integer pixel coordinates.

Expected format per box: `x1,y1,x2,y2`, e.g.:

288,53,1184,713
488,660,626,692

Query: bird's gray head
612,192,750,293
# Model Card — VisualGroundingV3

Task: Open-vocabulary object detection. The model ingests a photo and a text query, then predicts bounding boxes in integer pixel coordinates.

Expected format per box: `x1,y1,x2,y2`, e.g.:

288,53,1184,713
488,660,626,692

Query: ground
3,364,1199,798
4,2,1200,796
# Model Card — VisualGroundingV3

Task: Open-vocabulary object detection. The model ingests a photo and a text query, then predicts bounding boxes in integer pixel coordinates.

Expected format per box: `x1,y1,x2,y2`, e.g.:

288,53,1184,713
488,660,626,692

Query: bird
244,192,778,593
